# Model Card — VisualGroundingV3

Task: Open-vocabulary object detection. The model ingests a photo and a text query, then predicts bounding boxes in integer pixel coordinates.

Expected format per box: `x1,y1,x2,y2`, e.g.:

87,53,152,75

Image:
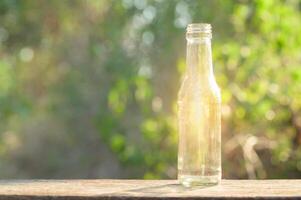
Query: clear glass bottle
178,23,221,187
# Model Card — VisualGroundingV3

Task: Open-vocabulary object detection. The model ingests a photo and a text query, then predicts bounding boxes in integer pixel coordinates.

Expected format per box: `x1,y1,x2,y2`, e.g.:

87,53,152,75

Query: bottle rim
186,23,211,34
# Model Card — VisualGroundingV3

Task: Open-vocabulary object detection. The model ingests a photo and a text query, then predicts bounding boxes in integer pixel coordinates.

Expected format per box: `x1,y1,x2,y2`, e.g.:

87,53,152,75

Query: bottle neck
186,38,213,81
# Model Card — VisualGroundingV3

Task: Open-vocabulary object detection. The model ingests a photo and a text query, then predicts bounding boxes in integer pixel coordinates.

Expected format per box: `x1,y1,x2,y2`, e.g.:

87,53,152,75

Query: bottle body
178,24,221,187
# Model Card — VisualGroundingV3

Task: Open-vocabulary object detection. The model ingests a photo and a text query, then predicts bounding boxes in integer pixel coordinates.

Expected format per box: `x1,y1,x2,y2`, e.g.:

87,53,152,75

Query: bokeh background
0,0,300,179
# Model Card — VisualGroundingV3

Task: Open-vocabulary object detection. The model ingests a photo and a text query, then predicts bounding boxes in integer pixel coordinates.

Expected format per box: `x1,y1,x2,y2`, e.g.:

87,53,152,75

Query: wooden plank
0,179,300,199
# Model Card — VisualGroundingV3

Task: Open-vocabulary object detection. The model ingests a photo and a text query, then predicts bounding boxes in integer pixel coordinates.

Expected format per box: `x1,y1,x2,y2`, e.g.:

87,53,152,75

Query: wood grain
0,179,300,199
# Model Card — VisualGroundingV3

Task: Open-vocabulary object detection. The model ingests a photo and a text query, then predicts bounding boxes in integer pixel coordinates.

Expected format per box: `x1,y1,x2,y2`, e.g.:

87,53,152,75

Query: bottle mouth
186,23,212,40
186,23,211,34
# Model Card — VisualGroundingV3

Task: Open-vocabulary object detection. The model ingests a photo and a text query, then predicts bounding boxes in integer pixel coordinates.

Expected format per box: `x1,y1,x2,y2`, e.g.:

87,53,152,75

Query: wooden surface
0,179,300,199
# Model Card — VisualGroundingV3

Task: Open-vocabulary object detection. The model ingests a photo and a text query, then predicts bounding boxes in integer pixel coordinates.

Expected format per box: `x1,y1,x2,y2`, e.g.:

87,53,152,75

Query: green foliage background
0,0,300,179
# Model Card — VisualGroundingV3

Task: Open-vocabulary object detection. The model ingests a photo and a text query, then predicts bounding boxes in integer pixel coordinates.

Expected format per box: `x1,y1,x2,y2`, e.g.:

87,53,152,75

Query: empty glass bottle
178,23,221,187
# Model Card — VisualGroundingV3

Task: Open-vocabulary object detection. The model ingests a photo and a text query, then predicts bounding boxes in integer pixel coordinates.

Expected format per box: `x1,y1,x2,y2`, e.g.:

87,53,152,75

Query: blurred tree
0,0,300,179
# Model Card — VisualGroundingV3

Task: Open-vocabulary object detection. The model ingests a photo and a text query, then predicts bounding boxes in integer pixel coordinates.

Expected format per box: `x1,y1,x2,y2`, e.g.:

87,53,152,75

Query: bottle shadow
111,183,216,197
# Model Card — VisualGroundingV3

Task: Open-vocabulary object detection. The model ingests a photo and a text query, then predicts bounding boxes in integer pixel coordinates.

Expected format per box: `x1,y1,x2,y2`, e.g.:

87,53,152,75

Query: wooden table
0,179,300,199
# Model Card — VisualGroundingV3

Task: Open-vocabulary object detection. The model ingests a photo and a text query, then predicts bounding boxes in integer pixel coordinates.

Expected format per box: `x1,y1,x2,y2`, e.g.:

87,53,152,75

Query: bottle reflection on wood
178,23,221,187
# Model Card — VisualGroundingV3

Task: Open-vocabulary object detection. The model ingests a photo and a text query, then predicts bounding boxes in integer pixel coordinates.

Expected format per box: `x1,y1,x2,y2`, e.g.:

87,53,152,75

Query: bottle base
178,175,220,187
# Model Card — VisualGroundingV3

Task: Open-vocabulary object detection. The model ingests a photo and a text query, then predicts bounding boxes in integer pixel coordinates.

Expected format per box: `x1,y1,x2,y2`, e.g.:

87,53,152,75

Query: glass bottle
178,23,221,187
